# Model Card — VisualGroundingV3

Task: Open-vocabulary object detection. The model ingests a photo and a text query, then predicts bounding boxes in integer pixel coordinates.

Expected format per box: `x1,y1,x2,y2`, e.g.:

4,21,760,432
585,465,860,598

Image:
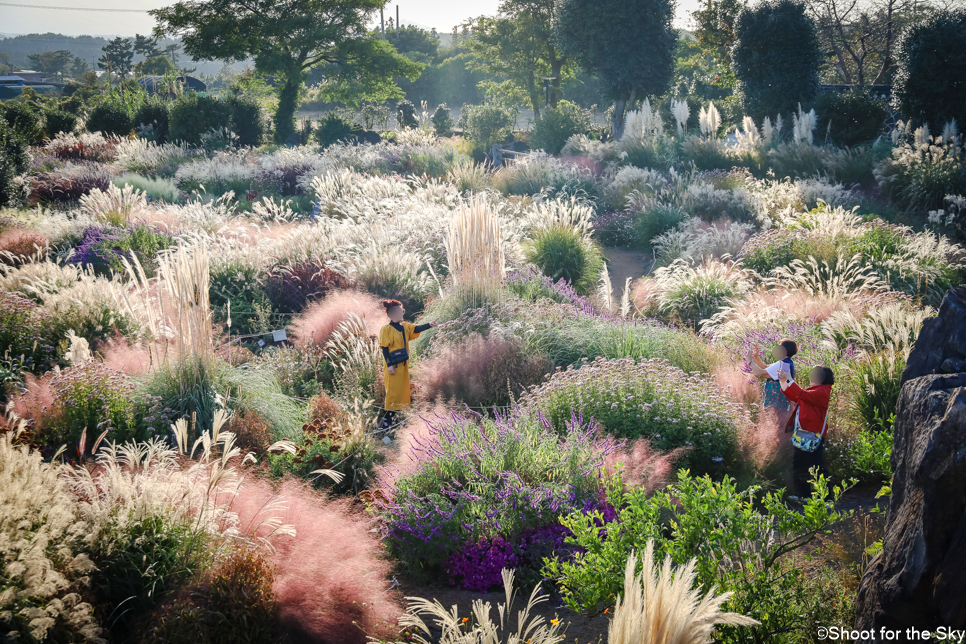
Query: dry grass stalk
608,540,759,644
445,195,505,307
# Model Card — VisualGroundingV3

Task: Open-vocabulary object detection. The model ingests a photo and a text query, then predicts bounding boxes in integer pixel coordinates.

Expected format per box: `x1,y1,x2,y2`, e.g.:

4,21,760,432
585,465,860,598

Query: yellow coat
379,322,422,411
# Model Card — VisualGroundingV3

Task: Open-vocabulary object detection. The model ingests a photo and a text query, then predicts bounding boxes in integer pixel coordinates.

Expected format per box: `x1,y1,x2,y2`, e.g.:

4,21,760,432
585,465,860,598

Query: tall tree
152,0,421,143
69,56,91,78
163,43,182,67
555,0,678,140
692,0,745,64
27,50,73,80
98,37,134,78
133,34,162,58
732,0,821,121
463,0,569,116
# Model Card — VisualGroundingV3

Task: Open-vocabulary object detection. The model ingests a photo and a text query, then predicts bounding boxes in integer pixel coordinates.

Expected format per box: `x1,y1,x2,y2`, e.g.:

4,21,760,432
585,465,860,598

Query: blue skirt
763,379,791,411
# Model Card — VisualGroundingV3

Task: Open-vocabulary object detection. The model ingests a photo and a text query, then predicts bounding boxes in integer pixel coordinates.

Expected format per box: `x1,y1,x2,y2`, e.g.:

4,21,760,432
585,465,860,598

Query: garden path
602,246,651,287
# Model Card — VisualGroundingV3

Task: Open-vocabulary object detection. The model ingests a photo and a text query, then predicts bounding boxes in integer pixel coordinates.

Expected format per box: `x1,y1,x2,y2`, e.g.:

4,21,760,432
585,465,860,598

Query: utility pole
380,6,385,39
396,5,399,36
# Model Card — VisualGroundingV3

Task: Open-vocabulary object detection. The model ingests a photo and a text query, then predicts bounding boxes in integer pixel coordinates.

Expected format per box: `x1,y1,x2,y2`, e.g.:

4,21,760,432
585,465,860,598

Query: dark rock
855,288,966,639
284,132,302,147
900,287,966,386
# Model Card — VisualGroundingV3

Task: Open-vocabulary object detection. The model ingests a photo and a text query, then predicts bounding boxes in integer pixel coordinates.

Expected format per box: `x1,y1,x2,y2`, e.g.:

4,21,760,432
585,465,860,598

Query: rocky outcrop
855,288,966,637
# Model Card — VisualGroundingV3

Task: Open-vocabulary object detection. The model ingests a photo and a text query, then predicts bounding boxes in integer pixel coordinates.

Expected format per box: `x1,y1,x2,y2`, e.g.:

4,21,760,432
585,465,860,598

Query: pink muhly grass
412,333,551,410
290,289,385,346
605,438,688,494
379,403,447,482
99,335,156,375
737,409,793,488
231,477,403,643
713,364,761,409
12,373,56,433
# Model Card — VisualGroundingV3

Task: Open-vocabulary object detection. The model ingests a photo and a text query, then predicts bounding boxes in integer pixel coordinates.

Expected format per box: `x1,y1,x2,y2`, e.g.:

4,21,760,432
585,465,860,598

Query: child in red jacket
780,365,834,501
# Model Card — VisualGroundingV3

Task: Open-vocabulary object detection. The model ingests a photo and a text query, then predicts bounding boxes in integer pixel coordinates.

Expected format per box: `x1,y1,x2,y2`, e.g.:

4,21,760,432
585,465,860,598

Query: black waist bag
386,325,409,366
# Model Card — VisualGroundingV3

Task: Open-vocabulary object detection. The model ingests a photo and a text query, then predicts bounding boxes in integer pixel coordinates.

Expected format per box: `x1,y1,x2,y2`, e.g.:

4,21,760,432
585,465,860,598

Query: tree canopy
152,0,422,142
731,0,821,121
555,0,678,139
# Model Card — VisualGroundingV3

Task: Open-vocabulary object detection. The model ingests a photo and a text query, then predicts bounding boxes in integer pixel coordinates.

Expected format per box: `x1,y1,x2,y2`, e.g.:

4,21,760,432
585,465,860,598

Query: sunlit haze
0,0,699,38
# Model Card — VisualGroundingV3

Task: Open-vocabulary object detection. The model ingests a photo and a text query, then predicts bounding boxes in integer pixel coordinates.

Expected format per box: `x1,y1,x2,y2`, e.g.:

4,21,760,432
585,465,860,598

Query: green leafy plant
461,103,516,152
525,226,604,295
431,103,455,137
530,100,589,155
811,89,887,147
545,470,855,644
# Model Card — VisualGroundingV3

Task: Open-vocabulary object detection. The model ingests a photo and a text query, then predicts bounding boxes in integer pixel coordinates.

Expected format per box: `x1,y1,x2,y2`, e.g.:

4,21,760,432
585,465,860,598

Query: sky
0,0,699,39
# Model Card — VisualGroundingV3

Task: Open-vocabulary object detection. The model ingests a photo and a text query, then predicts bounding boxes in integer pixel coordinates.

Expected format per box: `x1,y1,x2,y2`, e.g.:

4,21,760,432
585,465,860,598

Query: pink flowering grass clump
604,437,689,495
232,477,404,643
290,289,385,346
413,332,552,410
523,356,741,476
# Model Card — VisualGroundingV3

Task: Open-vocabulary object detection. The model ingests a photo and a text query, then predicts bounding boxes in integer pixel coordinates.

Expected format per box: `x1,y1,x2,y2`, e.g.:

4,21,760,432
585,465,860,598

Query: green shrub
1,118,30,207
530,101,589,155
545,470,855,643
846,350,904,435
812,89,887,147
44,362,143,448
313,112,359,148
461,103,516,152
431,103,455,137
523,356,738,474
44,109,78,138
87,101,134,137
525,226,604,295
134,100,171,143
731,0,821,122
892,9,966,129
0,291,59,374
114,172,180,203
2,101,44,144
651,257,753,328
225,95,265,147
139,547,279,644
396,99,418,129
847,424,893,483
875,131,966,211
766,141,830,179
680,135,737,172
631,203,689,247
168,93,232,145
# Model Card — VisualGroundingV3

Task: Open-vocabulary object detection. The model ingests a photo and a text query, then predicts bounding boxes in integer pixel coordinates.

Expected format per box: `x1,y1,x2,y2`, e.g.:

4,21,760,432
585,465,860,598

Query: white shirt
764,360,790,380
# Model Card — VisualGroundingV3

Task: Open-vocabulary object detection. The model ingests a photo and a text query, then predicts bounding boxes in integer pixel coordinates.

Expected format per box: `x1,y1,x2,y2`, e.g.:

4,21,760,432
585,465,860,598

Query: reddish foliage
263,260,351,314
231,479,404,643
0,229,49,266
227,409,272,456
307,392,344,425
290,289,386,347
28,162,113,205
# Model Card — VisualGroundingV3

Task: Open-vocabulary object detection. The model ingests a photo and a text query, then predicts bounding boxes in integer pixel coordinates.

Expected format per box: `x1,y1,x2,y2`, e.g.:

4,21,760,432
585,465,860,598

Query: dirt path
602,247,651,287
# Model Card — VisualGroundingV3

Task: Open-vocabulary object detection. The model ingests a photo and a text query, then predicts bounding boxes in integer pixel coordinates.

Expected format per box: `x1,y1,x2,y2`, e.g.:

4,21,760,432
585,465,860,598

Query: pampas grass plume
608,540,759,644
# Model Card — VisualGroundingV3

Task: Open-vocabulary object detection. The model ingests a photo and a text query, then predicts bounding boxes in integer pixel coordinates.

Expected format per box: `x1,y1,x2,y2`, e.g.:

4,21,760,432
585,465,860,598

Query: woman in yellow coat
378,299,436,429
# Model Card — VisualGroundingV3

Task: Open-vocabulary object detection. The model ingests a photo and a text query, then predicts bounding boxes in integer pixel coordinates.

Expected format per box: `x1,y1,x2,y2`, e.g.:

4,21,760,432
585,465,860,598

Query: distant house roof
137,75,207,94
0,76,25,84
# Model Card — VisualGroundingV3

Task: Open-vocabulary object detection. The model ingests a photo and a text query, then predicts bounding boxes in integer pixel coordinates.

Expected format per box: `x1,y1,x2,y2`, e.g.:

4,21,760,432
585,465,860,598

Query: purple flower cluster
723,321,860,376
374,408,615,579
69,224,173,277
505,264,598,316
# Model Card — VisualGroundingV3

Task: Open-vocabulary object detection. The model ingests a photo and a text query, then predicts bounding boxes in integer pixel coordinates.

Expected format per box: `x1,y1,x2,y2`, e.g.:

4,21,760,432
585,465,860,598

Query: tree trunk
550,57,563,109
612,97,627,141
611,87,636,141
274,75,300,144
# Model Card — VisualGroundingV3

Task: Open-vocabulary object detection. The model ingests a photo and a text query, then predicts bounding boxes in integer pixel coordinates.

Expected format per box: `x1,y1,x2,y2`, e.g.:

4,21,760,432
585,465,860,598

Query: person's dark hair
815,365,835,385
779,338,798,357
381,298,403,313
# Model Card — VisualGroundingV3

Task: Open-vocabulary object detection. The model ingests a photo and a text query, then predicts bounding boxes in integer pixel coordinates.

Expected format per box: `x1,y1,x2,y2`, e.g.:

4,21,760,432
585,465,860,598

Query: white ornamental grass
173,150,257,193
767,254,889,299
792,104,817,145
79,183,150,226
672,99,690,137
820,301,933,357
608,541,759,644
396,126,437,146
114,138,202,175
395,569,564,644
624,99,666,144
525,194,595,239
698,102,722,138
0,433,104,643
652,218,756,264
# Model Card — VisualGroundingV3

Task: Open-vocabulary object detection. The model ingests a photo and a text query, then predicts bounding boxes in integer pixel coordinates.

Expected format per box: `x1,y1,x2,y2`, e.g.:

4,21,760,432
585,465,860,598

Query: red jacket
782,382,832,437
